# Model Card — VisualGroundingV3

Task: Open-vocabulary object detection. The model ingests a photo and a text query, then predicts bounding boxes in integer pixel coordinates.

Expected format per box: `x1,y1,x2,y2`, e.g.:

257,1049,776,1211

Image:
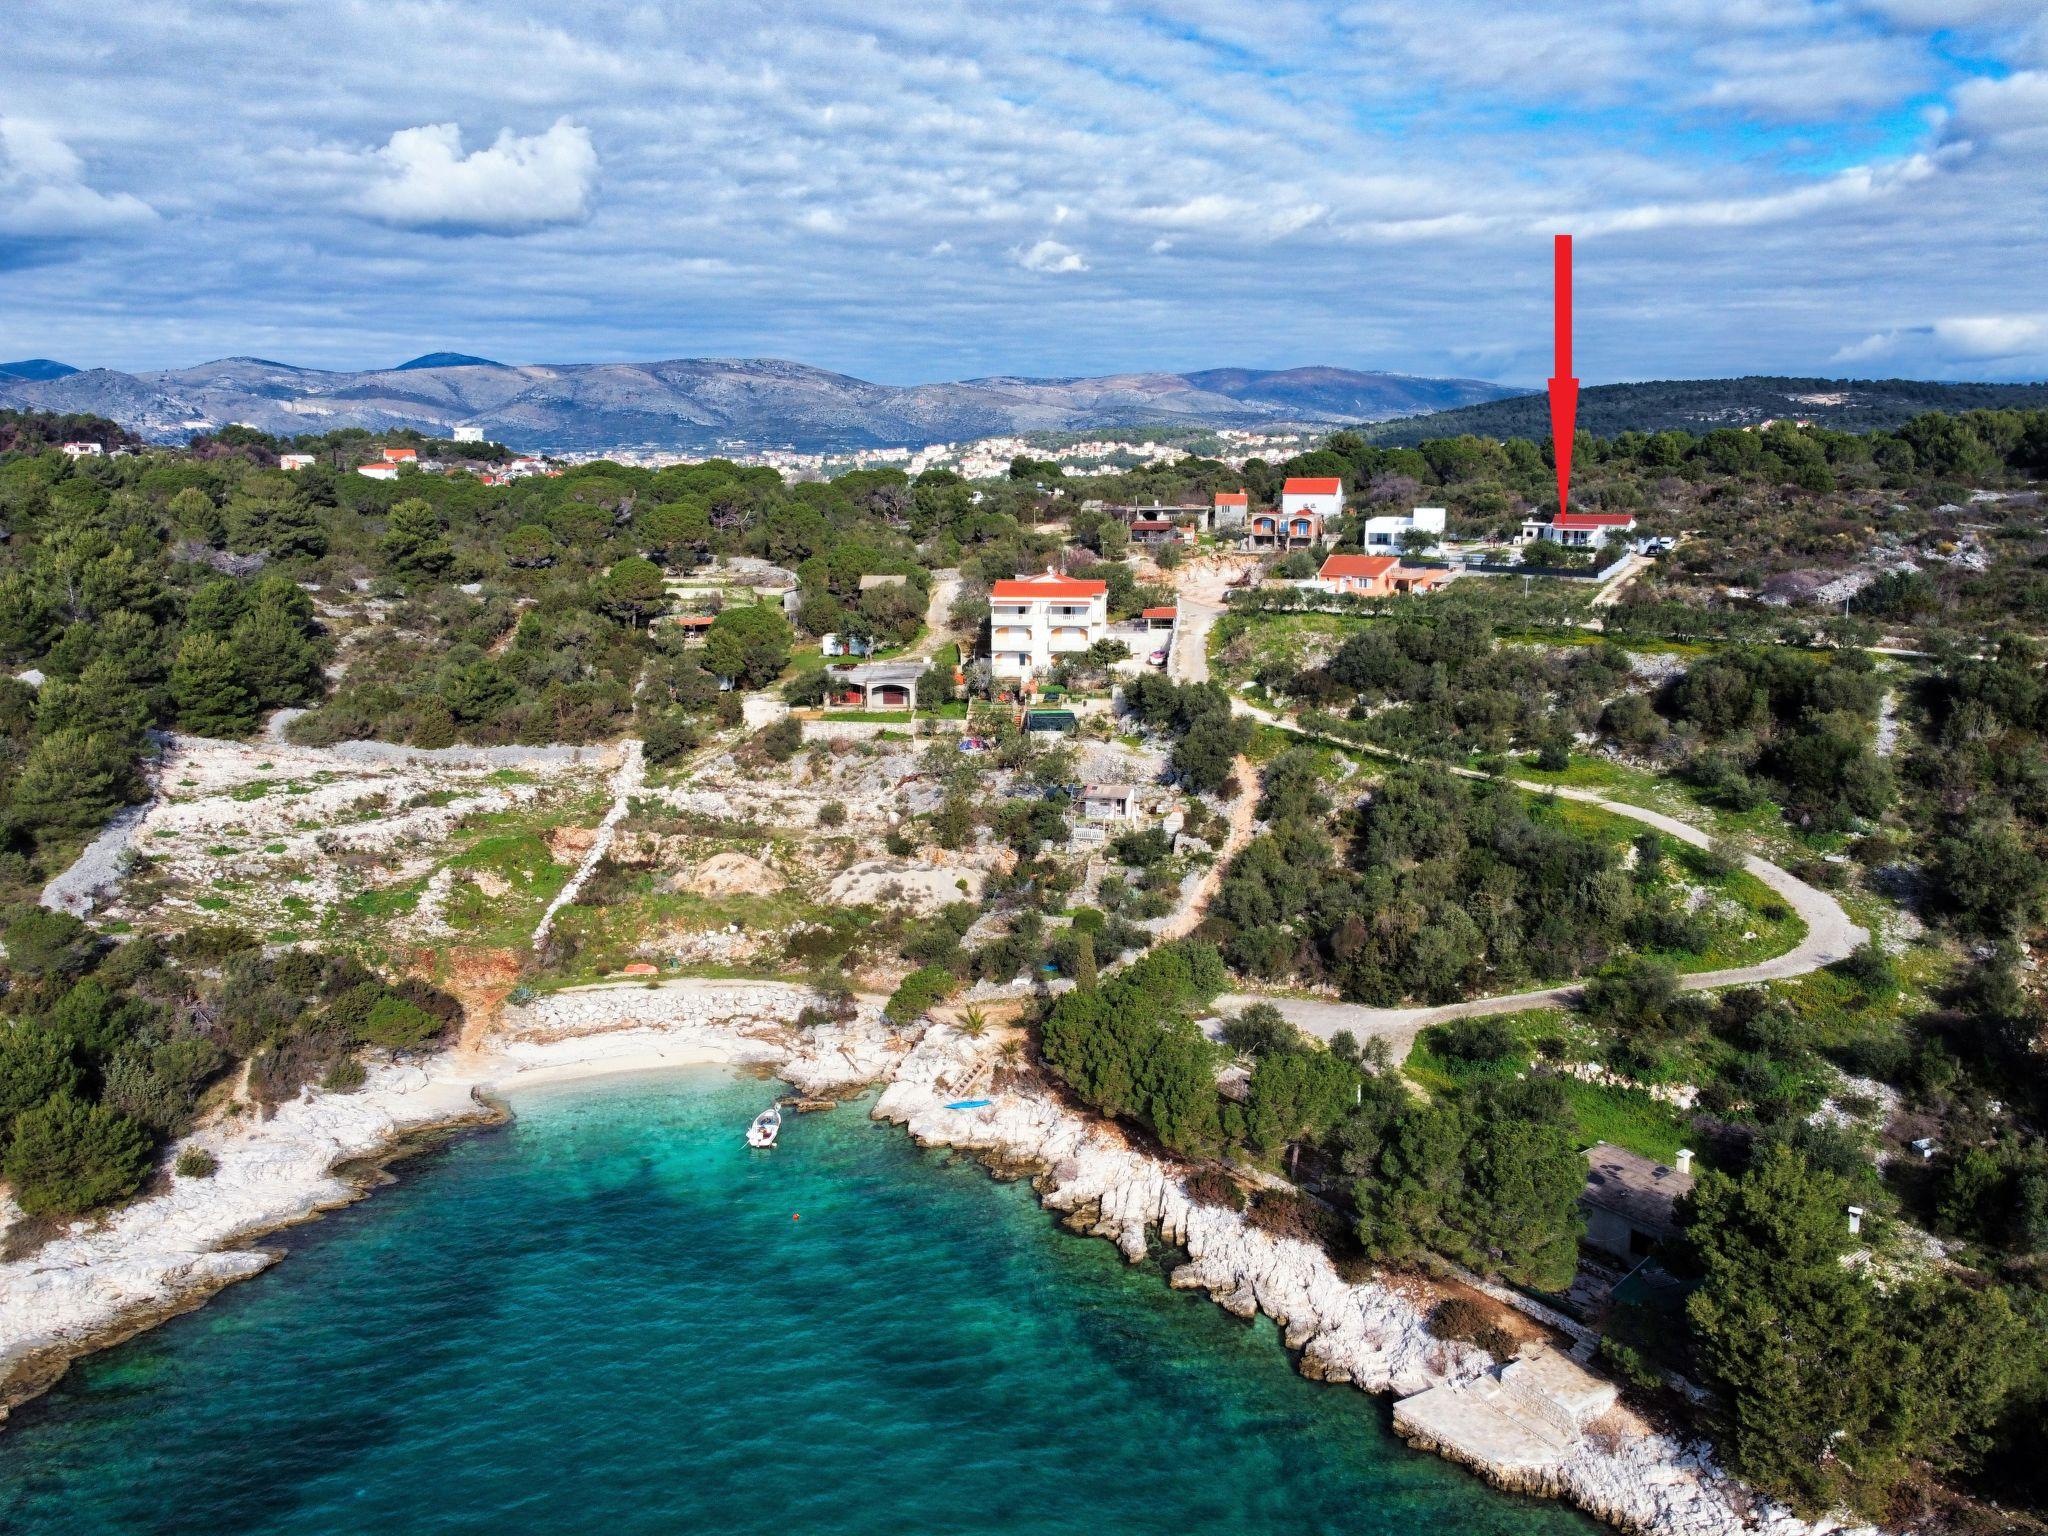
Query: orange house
1318,553,1450,597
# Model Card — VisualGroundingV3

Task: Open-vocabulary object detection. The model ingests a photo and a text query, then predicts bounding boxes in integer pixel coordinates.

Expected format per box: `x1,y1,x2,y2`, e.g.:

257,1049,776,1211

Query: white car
1148,649,1168,667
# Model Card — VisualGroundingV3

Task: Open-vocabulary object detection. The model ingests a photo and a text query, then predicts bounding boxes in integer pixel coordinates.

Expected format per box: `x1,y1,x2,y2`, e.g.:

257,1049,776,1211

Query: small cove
0,1067,1597,1535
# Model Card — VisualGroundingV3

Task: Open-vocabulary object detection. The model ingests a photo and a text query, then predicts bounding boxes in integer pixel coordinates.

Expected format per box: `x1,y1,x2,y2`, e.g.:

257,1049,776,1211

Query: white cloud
354,120,597,234
0,117,156,242
1831,330,1906,363
1017,238,1087,273
1565,150,1953,236
1932,313,2048,358
1,2,2044,384
1948,70,2048,148
1833,315,2048,367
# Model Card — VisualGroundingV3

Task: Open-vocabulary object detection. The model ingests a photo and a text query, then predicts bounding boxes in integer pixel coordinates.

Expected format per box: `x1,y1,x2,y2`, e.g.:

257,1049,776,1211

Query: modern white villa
1361,505,1446,555
989,570,1109,679
1520,510,1639,551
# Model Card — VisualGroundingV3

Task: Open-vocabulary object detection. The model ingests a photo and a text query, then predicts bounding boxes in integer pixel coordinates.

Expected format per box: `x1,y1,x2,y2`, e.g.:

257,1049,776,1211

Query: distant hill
1359,376,2048,445
0,356,1517,451
395,352,502,371
0,359,80,382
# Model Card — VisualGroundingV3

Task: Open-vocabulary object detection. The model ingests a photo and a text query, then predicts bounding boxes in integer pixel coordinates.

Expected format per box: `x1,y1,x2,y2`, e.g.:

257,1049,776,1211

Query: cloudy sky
3,0,2046,386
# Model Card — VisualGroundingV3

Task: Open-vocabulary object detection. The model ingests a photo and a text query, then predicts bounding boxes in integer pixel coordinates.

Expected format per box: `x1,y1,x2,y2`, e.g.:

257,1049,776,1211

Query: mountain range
1360,376,2048,445
0,355,1515,452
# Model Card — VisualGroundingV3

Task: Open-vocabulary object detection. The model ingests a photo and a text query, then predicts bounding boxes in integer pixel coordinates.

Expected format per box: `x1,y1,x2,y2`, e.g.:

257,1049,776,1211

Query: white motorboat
746,1105,782,1148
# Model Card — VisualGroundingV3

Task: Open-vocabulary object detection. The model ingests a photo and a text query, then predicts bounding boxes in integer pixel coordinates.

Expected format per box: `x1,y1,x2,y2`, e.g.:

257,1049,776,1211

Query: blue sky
3,0,2046,387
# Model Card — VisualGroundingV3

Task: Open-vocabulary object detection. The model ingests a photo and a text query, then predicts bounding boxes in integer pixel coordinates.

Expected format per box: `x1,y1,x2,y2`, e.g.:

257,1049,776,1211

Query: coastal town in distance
3,4,2048,1536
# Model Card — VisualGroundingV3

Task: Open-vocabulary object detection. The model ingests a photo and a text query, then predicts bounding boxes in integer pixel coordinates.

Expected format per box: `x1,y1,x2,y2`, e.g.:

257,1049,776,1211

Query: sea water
0,1069,1596,1535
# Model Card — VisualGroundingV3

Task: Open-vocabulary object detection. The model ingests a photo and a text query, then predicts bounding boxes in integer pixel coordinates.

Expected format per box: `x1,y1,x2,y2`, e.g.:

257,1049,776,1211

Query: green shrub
760,716,803,762
174,1147,218,1179
3,1093,154,1217
358,995,442,1050
1598,1336,1665,1393
1182,1167,1245,1210
886,965,957,1024
321,1054,368,1093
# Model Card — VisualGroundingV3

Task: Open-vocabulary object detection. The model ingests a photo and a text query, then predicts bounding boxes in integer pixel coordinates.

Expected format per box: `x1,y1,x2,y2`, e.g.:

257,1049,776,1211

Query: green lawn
1402,1007,1697,1165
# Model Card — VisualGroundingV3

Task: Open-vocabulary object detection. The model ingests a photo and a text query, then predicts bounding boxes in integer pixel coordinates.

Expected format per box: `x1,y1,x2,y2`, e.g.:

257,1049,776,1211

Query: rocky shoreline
0,984,1876,1536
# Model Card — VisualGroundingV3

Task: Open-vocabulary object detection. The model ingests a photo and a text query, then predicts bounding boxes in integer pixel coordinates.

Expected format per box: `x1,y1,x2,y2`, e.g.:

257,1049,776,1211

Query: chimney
1846,1205,1864,1236
1675,1148,1693,1175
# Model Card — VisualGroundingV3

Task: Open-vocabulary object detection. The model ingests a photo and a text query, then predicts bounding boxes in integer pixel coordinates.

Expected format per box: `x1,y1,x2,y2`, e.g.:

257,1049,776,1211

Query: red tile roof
1214,491,1249,506
382,447,418,460
1283,476,1342,496
1553,512,1637,529
991,573,1108,600
1319,553,1398,580
1142,606,1178,619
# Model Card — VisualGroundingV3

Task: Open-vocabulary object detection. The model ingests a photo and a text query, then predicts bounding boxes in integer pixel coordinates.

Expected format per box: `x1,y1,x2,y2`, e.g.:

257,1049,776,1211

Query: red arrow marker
1548,233,1578,517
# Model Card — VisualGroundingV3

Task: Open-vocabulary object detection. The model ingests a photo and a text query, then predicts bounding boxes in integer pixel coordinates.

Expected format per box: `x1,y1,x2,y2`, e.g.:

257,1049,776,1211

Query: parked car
957,736,992,753
1148,649,1168,667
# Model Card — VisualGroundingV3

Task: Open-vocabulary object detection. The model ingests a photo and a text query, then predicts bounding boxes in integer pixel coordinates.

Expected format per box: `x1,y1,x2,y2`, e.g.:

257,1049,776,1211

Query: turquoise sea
0,1069,1596,1535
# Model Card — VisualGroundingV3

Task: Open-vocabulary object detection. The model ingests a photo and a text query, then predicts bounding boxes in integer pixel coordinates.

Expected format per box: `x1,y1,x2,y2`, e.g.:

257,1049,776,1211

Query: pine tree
9,729,128,841
380,498,453,577
170,632,258,737
227,605,319,708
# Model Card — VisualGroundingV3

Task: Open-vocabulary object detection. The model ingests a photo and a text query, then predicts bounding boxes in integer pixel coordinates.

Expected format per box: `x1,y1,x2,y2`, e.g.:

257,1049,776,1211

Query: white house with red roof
279,453,316,471
988,569,1109,679
1520,510,1638,552
356,462,399,481
381,446,418,464
1281,476,1343,521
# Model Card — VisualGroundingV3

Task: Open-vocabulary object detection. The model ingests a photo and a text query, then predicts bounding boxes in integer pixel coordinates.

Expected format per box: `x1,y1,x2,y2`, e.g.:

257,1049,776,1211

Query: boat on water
746,1105,782,1148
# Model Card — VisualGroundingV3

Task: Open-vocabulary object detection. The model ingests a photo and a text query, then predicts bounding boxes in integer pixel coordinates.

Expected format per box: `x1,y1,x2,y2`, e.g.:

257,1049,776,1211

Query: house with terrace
1245,475,1342,551
989,570,1109,680
1520,510,1638,552
827,660,924,710
1316,553,1451,597
1362,505,1446,556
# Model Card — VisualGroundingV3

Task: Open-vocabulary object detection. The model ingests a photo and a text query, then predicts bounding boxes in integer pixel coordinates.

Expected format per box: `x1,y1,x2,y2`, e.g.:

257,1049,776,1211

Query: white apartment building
988,570,1109,679
1362,505,1446,554
453,426,485,443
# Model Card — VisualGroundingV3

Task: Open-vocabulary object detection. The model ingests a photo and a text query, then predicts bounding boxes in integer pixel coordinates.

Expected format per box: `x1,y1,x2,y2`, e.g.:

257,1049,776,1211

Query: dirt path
1589,551,1650,608
1167,558,1248,685
1216,705,1867,1056
532,739,645,951
907,569,961,661
1155,754,1258,942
